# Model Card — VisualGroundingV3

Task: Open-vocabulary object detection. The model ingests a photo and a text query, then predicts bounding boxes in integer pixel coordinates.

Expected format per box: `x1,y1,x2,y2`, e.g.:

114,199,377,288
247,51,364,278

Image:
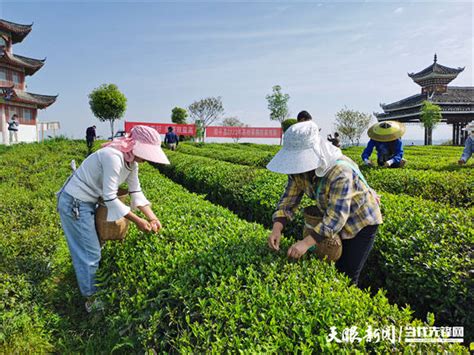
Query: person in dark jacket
164,127,179,151
86,125,96,154
362,121,406,168
8,114,19,144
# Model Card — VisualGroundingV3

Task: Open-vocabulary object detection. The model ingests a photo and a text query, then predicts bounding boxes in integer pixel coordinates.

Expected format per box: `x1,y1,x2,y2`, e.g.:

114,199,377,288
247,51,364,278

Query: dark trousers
86,139,94,153
335,224,378,287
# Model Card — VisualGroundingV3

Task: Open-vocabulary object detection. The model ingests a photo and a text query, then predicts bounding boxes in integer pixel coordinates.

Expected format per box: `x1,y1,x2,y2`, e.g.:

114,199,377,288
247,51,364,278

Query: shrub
156,151,473,341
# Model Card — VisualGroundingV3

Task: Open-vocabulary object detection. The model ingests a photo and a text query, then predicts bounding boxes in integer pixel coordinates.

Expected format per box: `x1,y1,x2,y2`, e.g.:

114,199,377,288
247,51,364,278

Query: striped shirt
272,156,382,241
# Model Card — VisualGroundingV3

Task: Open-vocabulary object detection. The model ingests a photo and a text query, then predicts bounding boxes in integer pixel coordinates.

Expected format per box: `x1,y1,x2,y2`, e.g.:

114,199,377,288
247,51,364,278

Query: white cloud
394,7,404,14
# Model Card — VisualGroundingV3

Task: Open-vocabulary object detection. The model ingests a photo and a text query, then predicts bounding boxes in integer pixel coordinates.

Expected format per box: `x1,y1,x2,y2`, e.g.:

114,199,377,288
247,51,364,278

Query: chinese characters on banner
124,121,197,136
124,121,282,139
206,126,282,138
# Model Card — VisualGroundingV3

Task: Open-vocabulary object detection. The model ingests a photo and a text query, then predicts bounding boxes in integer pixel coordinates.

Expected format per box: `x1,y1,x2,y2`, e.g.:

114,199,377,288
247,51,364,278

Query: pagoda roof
380,87,474,112
408,55,464,82
0,85,57,109
0,50,45,75
15,90,57,109
375,87,474,122
0,19,32,44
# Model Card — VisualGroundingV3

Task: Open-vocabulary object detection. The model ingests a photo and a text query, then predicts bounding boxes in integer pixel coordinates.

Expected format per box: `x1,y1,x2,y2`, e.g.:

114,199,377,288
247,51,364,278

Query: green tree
188,97,224,142
222,116,248,143
281,118,298,132
171,107,188,124
334,107,372,146
420,100,442,145
266,85,290,144
88,84,127,139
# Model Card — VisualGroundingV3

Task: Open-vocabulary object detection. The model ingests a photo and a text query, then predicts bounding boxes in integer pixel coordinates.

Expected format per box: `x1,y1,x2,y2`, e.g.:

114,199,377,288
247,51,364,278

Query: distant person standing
86,125,96,154
327,132,341,147
164,127,179,151
458,122,473,165
8,114,19,144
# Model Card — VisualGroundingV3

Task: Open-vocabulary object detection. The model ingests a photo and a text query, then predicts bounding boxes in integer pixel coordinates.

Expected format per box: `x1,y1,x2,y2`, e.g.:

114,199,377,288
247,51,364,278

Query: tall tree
188,97,224,142
420,100,442,145
334,107,372,146
88,84,127,139
222,116,247,143
171,107,188,124
266,85,290,144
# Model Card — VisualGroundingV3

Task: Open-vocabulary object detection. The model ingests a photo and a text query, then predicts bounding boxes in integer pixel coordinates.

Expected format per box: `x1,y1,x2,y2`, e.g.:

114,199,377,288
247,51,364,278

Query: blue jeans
57,191,100,297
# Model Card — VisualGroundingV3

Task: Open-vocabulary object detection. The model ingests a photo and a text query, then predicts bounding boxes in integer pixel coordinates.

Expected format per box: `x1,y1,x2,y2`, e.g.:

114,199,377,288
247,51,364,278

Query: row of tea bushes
180,143,469,172
156,151,473,341
361,167,473,208
343,146,469,172
0,140,125,353
177,143,274,167
176,144,473,208
0,140,86,353
94,163,466,352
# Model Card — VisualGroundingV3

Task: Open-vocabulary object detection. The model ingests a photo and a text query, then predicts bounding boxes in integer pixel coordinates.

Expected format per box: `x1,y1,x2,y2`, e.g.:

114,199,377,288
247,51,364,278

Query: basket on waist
303,205,342,262
95,188,130,243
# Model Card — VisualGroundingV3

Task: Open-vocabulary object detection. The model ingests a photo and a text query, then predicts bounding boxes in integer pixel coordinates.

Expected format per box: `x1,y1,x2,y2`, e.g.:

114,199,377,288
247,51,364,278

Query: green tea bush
0,140,106,352
1,140,470,352
178,143,274,167
95,164,466,352
177,144,473,208
156,151,473,341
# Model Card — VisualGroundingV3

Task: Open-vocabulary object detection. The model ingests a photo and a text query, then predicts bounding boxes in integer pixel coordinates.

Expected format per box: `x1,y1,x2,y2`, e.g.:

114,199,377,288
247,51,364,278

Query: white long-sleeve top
64,147,150,221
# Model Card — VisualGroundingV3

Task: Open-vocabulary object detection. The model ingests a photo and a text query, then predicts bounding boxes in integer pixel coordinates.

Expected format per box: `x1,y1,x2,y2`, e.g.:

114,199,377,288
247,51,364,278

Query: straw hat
266,121,342,175
462,122,474,133
367,121,406,142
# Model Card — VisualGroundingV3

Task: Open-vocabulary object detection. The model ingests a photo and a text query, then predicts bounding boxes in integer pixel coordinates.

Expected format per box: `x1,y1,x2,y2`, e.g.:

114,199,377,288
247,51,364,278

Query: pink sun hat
130,125,170,164
103,125,170,164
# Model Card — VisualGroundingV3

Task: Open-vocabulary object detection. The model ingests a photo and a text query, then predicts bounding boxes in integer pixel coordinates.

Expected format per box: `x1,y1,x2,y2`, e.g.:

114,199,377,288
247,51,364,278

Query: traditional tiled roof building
375,55,473,145
0,19,57,144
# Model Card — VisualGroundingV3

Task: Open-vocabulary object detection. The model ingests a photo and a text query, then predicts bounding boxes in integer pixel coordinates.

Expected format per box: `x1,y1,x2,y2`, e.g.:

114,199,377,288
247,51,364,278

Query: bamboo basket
95,188,130,244
303,206,342,262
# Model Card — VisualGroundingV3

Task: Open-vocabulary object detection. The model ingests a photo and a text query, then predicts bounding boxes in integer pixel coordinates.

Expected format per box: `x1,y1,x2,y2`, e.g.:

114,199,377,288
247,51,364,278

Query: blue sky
1,0,472,143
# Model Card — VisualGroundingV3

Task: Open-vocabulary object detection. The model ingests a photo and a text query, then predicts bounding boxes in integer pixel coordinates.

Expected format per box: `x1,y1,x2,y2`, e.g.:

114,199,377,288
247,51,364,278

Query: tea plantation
0,140,471,353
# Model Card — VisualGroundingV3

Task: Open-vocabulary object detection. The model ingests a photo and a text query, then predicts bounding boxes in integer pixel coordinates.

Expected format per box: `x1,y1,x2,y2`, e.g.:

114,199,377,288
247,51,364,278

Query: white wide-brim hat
462,122,474,133
266,121,342,176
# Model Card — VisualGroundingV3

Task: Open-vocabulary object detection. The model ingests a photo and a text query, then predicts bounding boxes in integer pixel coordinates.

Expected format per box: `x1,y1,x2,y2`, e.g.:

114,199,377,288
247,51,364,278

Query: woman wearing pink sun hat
56,125,169,311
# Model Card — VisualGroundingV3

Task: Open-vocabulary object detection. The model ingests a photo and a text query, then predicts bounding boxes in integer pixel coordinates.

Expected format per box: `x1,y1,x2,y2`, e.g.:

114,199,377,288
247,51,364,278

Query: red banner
206,126,282,138
125,121,196,136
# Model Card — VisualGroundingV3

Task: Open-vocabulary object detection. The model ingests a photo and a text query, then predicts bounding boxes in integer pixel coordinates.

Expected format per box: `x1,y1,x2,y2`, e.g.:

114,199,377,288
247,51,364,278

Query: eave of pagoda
15,91,57,109
0,86,57,109
0,51,45,76
0,19,32,44
376,86,474,123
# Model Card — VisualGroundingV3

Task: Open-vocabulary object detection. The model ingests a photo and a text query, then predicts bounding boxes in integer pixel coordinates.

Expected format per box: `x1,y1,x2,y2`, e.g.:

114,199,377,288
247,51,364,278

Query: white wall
0,124,37,145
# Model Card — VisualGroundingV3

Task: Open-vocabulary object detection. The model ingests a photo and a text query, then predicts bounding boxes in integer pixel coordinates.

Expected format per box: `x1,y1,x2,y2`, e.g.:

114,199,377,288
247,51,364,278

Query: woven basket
303,206,342,262
95,188,130,243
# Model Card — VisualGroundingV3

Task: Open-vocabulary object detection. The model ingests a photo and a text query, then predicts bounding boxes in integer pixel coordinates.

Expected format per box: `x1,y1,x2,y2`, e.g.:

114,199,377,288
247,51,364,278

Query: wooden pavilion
374,55,473,145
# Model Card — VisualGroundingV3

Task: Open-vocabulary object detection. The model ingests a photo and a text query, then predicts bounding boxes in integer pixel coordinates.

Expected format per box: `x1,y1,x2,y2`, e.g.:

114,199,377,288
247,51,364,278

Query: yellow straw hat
368,121,406,142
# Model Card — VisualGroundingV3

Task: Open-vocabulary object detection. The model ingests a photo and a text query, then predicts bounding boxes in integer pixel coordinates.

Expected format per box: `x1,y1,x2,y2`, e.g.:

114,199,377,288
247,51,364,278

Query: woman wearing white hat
458,122,474,165
266,121,382,286
362,121,406,168
56,125,170,312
